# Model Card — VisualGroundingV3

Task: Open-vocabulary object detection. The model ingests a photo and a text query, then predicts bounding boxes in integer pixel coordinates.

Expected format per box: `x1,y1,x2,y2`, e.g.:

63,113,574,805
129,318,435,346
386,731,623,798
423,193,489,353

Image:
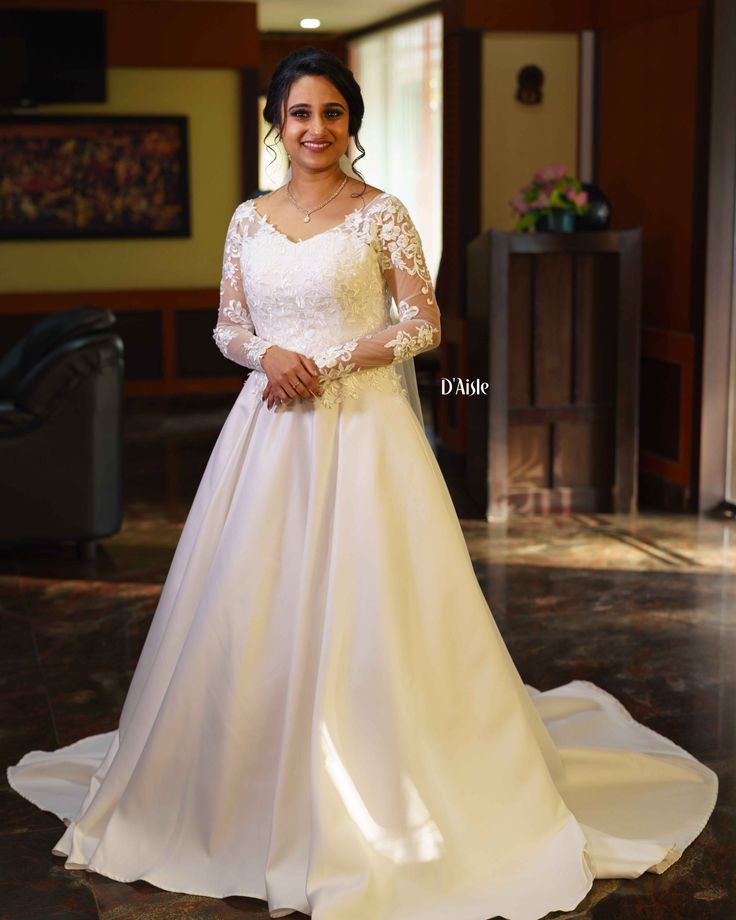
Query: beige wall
481,32,579,232
2,67,242,293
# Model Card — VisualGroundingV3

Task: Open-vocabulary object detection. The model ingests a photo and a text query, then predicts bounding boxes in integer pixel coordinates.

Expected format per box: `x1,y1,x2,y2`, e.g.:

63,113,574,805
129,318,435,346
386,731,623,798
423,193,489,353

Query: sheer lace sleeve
212,203,275,371
312,195,441,378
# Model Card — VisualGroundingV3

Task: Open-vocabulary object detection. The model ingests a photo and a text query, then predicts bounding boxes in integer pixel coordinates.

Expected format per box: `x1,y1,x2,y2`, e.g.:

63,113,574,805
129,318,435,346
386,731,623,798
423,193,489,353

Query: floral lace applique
212,203,276,372
384,322,438,361
304,195,441,379
312,341,360,369
213,191,441,408
396,300,420,321
243,365,407,410
317,367,407,409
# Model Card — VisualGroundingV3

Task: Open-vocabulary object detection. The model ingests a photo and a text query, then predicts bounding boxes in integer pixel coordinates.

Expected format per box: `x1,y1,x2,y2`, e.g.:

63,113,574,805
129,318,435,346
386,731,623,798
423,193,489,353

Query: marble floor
0,394,732,919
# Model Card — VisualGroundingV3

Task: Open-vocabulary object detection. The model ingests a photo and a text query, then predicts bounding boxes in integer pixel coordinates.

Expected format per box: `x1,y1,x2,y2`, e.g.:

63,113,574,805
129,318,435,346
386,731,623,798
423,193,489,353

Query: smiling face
280,75,351,172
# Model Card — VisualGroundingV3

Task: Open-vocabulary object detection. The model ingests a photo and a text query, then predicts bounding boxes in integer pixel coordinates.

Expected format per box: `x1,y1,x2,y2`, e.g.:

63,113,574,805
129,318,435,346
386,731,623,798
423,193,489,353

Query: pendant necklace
287,173,348,223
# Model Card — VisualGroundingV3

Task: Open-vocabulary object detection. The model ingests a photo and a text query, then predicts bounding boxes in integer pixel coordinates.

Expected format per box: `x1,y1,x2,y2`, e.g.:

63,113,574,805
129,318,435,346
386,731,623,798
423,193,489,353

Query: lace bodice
212,190,441,408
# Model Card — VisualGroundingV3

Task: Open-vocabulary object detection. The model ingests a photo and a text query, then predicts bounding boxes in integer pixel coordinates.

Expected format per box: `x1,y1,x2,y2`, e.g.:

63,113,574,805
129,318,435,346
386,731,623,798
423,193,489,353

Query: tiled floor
0,394,732,919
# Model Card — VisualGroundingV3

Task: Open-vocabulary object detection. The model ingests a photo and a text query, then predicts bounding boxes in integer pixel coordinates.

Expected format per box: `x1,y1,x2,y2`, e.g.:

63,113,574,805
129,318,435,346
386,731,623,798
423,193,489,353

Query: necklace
287,173,348,223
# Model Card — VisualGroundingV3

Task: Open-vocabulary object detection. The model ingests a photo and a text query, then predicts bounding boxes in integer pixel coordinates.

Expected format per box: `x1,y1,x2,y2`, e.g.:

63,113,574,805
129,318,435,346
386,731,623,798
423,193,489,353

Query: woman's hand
260,346,322,410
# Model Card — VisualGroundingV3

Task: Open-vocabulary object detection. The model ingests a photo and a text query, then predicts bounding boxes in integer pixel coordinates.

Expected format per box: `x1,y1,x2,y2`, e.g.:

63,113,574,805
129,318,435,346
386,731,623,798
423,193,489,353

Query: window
348,14,443,282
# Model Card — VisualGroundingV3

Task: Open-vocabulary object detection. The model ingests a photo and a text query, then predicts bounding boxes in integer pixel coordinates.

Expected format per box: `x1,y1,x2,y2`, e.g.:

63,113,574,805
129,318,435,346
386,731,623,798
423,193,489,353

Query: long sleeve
311,196,441,378
212,204,275,371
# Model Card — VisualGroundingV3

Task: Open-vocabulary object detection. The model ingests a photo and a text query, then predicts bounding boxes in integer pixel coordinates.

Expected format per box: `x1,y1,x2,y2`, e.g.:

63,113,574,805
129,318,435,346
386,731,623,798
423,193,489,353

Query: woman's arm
311,195,441,378
214,202,321,408
212,203,276,371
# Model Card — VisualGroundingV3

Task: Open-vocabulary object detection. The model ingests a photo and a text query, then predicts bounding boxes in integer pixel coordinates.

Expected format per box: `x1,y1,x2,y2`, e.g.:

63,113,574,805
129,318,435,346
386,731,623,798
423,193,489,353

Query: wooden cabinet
465,229,642,519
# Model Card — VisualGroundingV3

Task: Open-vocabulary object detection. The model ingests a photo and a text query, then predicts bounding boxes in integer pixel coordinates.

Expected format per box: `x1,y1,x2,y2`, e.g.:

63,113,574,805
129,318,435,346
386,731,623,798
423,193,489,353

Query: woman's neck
287,165,346,204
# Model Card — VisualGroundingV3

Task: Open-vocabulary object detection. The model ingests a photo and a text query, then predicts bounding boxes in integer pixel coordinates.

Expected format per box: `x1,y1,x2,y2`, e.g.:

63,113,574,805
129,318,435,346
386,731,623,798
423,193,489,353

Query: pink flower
533,164,568,183
567,190,588,207
534,191,550,208
512,193,530,214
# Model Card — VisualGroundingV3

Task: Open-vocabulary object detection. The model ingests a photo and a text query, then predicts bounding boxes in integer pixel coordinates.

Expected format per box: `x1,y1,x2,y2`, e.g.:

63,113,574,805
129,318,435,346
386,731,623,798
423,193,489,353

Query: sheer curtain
348,14,443,283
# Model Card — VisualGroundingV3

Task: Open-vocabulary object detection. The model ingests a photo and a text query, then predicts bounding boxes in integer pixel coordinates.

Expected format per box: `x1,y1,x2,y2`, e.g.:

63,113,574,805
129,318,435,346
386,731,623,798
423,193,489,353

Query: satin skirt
7,377,719,920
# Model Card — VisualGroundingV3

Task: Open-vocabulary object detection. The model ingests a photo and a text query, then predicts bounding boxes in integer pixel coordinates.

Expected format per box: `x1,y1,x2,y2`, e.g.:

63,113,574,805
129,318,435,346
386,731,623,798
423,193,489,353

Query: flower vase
544,209,576,232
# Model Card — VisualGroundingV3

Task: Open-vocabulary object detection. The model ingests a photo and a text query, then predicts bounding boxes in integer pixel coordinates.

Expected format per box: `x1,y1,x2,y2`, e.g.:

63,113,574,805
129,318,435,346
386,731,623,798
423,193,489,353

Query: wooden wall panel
639,326,695,487
0,0,259,68
107,2,258,68
596,0,704,27
597,11,708,315
436,29,481,450
444,0,596,32
0,290,244,396
444,0,703,33
596,0,710,508
259,36,347,95
595,25,646,235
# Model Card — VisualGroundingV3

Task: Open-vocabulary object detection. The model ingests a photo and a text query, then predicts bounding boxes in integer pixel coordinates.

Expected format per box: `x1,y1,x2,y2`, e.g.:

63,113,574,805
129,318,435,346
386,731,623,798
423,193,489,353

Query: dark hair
263,46,367,198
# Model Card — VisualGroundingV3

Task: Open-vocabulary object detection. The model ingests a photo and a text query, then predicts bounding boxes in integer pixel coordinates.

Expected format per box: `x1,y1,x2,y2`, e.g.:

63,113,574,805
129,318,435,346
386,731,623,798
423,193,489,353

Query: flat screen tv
0,8,106,108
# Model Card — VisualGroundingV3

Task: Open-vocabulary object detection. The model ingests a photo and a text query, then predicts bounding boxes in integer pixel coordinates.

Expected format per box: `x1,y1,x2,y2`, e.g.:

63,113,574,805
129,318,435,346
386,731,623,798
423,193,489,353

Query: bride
7,46,718,920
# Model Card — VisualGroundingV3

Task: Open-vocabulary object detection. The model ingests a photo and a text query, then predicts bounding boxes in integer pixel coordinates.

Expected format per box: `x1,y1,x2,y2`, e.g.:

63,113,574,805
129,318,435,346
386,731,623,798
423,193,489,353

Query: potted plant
510,164,590,233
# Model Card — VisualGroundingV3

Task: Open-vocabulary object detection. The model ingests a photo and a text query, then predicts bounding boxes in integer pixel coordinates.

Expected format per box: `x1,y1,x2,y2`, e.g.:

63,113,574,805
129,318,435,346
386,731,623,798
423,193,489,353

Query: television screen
0,9,106,108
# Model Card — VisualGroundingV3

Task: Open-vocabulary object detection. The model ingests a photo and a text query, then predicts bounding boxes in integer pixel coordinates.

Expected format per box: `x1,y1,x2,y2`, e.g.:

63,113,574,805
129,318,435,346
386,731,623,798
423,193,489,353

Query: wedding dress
7,189,718,920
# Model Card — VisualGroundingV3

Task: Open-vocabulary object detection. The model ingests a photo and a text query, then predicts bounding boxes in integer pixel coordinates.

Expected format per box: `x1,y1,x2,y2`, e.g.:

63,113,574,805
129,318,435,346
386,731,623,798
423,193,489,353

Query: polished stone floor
0,394,732,919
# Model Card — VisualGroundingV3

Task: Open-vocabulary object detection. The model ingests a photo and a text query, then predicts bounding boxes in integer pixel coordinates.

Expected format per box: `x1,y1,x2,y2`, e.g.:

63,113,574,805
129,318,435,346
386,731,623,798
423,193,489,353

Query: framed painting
0,115,190,240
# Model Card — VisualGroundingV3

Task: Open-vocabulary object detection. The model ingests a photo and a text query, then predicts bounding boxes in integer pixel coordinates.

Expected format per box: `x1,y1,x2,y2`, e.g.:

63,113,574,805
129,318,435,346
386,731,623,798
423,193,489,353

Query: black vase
575,183,611,230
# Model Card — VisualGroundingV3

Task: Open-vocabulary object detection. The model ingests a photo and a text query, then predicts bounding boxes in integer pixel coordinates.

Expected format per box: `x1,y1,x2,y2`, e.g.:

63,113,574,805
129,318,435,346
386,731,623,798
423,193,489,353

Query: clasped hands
260,345,324,410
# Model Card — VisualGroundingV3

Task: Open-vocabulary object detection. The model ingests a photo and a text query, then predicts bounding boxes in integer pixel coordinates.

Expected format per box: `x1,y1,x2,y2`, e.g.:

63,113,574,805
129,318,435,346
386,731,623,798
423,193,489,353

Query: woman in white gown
7,47,718,920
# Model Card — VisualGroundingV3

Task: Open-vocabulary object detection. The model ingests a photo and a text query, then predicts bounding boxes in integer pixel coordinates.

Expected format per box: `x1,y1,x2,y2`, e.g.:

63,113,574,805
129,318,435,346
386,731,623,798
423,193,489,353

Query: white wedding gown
7,190,719,920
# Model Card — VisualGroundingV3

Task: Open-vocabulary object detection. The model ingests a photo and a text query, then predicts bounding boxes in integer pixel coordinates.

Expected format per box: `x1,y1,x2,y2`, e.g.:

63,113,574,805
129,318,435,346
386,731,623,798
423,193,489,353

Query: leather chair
0,306,125,559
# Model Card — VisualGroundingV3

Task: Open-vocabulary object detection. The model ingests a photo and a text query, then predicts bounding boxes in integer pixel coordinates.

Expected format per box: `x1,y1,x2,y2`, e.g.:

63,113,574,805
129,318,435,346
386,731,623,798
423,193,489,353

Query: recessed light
300,18,321,29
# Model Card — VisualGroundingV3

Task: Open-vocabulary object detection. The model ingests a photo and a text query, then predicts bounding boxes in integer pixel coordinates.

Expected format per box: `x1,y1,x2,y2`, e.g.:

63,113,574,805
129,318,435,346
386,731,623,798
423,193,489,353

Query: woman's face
280,75,350,171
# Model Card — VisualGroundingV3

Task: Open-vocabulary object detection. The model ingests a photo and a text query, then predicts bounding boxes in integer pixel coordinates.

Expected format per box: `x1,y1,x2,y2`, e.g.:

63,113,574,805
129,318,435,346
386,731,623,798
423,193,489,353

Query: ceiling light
300,18,321,29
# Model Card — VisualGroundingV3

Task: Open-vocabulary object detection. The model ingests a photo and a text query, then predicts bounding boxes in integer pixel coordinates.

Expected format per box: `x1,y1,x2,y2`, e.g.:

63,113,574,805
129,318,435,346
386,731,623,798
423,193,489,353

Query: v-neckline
249,191,390,246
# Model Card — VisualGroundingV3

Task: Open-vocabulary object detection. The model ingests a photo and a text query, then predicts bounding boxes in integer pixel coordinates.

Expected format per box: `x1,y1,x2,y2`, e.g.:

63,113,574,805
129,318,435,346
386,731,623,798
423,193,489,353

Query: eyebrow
287,102,346,110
